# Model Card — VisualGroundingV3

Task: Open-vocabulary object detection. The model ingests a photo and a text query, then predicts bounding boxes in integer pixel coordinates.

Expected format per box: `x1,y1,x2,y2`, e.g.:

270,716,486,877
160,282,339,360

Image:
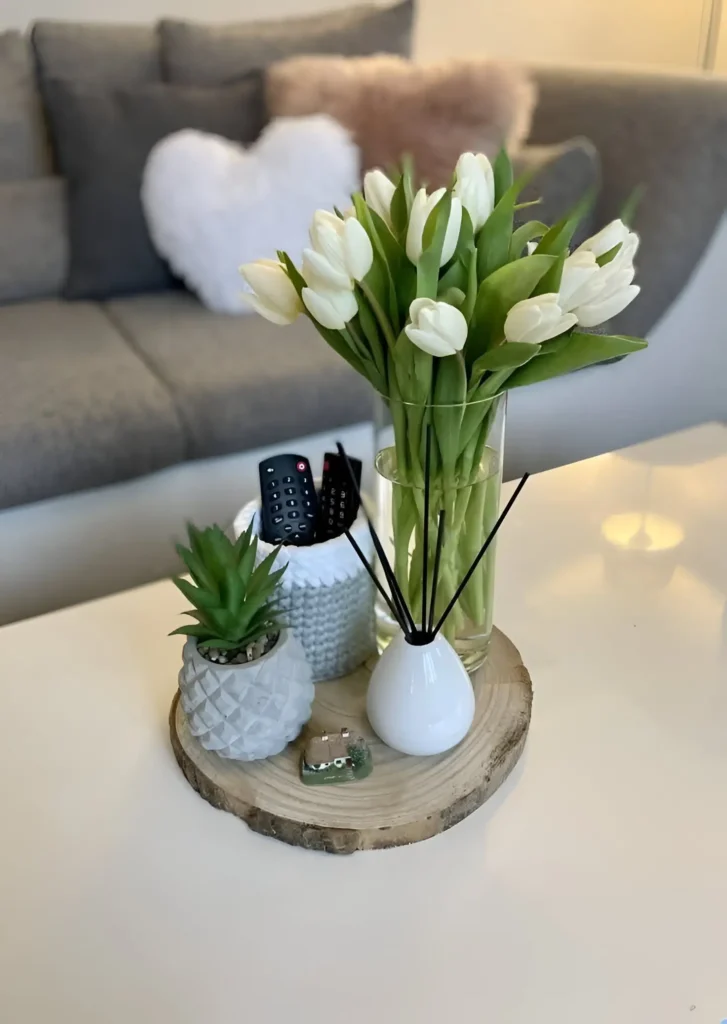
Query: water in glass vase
374,392,505,673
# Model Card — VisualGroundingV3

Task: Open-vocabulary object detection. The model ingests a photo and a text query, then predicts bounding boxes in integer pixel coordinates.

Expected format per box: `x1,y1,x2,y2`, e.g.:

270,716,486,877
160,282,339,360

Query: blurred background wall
0,0,723,72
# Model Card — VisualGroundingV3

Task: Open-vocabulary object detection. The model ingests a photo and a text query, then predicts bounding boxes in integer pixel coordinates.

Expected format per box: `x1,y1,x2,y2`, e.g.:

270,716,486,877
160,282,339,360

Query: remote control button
271,503,282,512
302,500,312,508
328,517,334,525
284,524,293,533
340,489,347,499
273,515,284,524
331,486,337,496
284,487,295,495
271,491,280,500
288,511,300,519
266,466,274,474
296,462,307,472
286,499,298,507
305,513,316,520
273,536,282,543
267,480,279,490
283,475,294,483
340,501,346,509
299,524,308,532
302,488,311,496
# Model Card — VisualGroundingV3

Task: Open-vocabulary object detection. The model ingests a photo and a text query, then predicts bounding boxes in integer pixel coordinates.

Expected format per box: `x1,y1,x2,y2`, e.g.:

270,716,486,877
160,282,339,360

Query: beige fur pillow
266,55,536,188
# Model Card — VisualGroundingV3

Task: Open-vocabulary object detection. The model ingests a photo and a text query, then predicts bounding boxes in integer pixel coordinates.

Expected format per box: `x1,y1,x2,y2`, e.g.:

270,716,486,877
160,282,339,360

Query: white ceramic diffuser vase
367,633,475,756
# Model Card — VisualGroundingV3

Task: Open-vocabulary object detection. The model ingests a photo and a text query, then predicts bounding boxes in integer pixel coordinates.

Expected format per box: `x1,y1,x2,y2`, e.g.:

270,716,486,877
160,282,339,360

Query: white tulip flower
404,298,468,358
240,258,303,325
561,233,640,327
575,219,639,261
364,169,396,229
308,209,373,283
453,152,496,232
301,247,351,293
406,188,462,266
302,285,358,331
504,294,577,345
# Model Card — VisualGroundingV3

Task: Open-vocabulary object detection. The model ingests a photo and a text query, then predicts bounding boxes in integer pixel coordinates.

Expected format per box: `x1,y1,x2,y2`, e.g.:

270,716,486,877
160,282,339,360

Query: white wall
0,0,711,69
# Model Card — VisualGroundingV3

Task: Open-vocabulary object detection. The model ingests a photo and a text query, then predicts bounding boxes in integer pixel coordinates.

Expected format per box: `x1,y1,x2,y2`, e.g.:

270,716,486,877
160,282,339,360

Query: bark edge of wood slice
170,626,532,855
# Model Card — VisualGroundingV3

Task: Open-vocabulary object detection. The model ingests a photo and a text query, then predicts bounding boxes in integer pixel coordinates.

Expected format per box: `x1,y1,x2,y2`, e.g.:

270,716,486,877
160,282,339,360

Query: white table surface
1,425,726,1024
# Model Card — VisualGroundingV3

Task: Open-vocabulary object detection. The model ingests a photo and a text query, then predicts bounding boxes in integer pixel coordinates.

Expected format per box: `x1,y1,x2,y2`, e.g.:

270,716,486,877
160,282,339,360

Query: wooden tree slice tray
170,626,532,855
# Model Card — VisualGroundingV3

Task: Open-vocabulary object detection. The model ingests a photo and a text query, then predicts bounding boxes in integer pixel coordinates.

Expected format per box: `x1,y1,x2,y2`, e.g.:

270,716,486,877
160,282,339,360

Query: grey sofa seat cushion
104,293,373,460
31,21,161,87
160,0,415,86
0,300,185,510
0,31,50,179
0,178,68,302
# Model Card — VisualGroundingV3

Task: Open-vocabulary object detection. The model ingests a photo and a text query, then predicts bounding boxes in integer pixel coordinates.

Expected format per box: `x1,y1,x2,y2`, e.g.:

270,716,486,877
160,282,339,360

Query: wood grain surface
170,626,532,854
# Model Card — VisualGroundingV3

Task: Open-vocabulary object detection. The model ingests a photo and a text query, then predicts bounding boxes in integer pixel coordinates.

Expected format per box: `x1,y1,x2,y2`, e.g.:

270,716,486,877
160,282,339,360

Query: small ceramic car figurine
300,728,373,785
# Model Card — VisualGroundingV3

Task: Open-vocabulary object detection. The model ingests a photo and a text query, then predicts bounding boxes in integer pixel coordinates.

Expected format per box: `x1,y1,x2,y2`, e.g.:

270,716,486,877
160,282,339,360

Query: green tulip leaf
433,355,467,476
467,254,555,366
504,333,648,389
471,342,541,378
620,184,646,228
535,188,596,257
510,220,548,259
493,148,514,204
418,190,453,300
476,164,537,280
533,250,566,295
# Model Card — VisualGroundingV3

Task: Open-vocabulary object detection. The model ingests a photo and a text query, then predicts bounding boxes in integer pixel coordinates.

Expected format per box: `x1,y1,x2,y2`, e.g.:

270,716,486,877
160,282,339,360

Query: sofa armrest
528,65,727,337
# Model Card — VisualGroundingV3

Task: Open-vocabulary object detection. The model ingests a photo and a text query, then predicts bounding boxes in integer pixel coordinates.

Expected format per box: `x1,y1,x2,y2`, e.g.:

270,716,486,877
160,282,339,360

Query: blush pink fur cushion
266,55,536,188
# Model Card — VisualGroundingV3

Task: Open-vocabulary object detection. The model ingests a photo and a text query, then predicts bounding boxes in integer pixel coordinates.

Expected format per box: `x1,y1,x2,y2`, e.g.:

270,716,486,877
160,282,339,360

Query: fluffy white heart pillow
141,115,360,315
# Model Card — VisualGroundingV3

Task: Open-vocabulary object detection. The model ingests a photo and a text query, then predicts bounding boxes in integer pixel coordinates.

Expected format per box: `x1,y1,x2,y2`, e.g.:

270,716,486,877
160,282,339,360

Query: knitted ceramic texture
234,501,376,682
178,631,314,761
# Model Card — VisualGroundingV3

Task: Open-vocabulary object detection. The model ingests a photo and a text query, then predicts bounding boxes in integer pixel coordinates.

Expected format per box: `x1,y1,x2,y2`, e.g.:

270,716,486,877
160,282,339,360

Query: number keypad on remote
315,452,362,542
259,454,318,546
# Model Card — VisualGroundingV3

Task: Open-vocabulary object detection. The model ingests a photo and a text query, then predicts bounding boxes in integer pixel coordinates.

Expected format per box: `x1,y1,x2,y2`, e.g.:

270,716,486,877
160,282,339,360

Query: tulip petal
343,217,374,281
364,169,396,228
432,299,468,351
302,248,351,291
576,286,640,327
241,291,297,326
441,197,462,266
302,286,357,330
404,325,454,357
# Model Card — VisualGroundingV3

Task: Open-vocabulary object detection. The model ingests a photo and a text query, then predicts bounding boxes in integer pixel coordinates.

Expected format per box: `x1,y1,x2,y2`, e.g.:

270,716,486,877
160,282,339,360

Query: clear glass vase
373,391,506,673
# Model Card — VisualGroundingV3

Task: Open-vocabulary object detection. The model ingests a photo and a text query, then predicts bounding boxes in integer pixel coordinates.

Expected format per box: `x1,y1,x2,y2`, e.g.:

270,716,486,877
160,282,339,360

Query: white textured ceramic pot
367,633,475,756
178,629,314,761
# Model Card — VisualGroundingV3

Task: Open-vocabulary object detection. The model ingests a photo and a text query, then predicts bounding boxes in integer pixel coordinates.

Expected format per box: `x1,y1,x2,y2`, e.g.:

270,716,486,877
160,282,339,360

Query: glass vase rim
373,390,507,412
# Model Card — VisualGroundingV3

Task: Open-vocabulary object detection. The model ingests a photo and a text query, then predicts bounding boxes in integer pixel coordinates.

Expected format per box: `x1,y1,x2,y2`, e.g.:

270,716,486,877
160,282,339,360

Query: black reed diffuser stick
336,440,529,647
427,509,446,634
336,442,416,635
432,474,529,638
421,425,432,632
344,528,406,631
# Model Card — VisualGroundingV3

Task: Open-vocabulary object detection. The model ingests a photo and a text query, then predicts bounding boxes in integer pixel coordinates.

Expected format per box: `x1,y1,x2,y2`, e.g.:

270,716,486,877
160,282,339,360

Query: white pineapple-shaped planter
179,629,314,761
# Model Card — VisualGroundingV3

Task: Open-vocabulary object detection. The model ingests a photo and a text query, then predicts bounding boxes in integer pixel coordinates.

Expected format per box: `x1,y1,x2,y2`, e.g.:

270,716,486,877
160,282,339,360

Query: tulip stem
360,280,397,349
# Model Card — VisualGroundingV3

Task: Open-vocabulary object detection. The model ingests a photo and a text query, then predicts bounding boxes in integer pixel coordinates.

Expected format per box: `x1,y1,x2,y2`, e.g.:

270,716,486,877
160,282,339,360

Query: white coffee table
1,425,725,1024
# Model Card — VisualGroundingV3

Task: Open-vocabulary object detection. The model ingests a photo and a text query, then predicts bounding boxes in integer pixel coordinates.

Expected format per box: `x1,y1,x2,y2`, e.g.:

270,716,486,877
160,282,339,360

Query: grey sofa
1,16,726,625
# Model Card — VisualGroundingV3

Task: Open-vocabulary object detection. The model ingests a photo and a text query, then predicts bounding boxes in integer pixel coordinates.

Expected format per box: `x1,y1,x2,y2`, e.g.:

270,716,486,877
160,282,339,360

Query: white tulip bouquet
242,150,646,654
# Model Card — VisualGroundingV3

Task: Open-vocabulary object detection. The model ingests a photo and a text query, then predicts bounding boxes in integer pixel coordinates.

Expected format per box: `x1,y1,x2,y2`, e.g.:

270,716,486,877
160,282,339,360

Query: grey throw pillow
0,178,68,302
514,138,601,246
160,0,415,86
41,75,265,299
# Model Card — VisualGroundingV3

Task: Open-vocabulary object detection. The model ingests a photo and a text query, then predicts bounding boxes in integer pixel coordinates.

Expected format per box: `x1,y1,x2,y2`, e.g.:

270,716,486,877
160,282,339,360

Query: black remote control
316,452,362,542
259,454,318,545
